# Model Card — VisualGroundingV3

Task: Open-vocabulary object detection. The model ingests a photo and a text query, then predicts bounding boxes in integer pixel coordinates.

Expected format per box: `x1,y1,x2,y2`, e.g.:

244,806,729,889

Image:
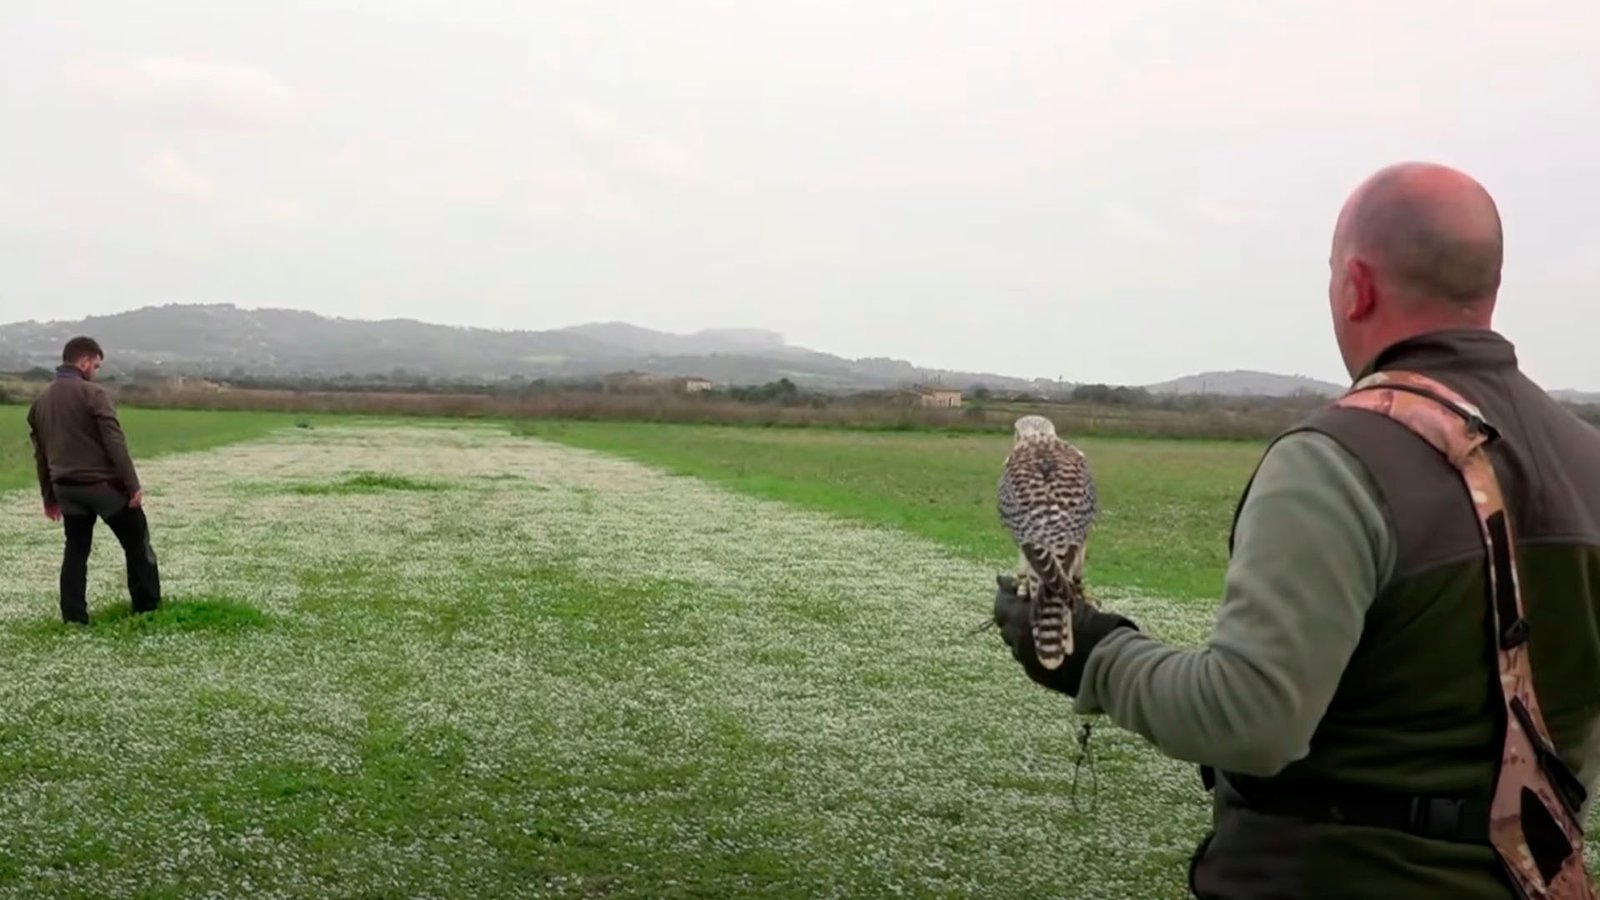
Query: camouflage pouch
1336,369,1595,900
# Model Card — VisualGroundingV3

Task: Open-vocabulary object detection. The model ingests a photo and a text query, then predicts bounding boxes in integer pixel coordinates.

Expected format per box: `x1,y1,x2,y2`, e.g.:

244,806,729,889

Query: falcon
997,414,1098,668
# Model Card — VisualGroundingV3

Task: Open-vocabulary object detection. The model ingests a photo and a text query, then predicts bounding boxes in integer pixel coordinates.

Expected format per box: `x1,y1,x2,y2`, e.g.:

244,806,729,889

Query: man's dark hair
62,336,104,364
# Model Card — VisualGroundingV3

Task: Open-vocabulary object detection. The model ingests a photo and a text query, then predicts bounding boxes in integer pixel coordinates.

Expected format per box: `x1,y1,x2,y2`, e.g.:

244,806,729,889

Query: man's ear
1344,257,1379,321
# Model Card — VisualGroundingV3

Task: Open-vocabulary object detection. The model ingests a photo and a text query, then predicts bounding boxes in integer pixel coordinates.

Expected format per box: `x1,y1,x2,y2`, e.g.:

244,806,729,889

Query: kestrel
997,414,1098,668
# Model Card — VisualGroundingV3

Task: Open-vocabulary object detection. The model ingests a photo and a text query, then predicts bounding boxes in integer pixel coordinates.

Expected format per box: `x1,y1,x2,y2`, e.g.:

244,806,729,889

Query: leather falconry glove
992,574,1138,697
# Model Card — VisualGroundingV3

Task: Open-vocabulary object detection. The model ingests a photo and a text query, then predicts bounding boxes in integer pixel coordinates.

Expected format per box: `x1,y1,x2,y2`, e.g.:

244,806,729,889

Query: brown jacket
27,367,142,504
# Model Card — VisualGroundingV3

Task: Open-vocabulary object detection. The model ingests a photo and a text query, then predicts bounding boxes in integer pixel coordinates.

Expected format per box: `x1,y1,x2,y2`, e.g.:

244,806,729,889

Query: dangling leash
1070,719,1099,812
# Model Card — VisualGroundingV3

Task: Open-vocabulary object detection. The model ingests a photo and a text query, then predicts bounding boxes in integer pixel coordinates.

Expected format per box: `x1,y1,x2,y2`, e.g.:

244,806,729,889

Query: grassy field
517,421,1267,601
0,419,1238,898
0,404,316,494
5,413,1587,896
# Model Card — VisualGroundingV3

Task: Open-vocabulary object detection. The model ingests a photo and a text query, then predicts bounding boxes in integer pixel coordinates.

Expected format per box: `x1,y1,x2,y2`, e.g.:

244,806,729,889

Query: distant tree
729,377,809,406
1071,383,1113,404
1071,383,1152,407
1109,385,1153,407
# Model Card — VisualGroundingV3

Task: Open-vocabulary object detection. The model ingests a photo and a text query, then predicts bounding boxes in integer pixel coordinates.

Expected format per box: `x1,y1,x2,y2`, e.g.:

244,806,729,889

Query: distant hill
1145,369,1347,398
0,303,1048,393
9,304,1495,399
555,322,790,357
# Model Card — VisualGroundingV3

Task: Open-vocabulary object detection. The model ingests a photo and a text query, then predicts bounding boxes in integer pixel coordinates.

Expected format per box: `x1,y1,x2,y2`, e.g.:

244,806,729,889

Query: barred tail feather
1021,542,1083,668
1032,590,1072,668
1020,542,1081,604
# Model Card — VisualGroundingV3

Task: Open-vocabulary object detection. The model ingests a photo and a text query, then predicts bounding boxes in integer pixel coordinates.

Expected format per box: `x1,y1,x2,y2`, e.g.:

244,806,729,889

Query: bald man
992,162,1600,898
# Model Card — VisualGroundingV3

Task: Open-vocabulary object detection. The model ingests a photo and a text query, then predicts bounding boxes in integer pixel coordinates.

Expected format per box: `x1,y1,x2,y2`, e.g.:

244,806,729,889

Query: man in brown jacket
27,336,161,624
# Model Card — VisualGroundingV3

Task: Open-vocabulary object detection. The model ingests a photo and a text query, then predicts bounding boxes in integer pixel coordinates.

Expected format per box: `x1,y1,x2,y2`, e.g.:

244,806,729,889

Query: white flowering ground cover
0,422,1241,897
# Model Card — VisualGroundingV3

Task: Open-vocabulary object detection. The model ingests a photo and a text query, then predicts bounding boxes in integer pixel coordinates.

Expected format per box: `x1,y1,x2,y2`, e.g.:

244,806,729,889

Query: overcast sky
3,1,1597,387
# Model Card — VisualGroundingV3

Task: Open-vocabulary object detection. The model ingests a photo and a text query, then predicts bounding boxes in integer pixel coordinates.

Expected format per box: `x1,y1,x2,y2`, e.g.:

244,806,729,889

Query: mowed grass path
0,422,1223,898
518,421,1269,600
0,404,327,493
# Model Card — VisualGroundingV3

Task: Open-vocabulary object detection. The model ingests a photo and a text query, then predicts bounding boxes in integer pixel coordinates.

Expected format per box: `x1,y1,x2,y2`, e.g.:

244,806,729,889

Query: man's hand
992,574,1138,697
43,501,60,522
128,489,143,509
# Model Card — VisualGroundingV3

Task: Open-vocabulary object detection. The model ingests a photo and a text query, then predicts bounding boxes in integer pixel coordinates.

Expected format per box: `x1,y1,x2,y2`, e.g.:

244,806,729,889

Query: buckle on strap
1407,796,1488,843
1410,797,1456,838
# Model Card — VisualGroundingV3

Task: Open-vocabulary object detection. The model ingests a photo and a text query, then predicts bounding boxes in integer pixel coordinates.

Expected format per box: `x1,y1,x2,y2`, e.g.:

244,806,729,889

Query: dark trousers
53,482,161,623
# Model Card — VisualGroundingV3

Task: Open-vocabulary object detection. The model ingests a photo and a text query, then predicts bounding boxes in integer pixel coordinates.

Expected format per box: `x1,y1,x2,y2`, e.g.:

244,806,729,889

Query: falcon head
1012,414,1057,443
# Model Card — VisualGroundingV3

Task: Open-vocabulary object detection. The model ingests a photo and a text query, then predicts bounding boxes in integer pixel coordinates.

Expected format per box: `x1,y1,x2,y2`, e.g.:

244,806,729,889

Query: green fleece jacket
1074,430,1396,777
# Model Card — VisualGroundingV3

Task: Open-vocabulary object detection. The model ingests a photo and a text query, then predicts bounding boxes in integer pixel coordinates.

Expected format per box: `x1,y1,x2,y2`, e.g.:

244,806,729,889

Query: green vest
1191,330,1600,899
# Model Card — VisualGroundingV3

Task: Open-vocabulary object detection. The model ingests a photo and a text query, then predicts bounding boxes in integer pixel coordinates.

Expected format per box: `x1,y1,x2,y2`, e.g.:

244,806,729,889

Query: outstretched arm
1072,431,1395,776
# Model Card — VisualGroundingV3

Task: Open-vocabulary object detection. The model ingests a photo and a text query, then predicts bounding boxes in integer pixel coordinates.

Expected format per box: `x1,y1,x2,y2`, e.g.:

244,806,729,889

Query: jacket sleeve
89,388,141,493
27,402,55,505
1072,430,1396,776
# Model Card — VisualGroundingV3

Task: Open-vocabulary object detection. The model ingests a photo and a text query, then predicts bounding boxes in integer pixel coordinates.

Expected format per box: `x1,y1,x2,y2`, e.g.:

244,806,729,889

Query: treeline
75,383,1309,441
969,380,1339,411
120,382,1600,441
6,368,1597,440
10,365,1326,413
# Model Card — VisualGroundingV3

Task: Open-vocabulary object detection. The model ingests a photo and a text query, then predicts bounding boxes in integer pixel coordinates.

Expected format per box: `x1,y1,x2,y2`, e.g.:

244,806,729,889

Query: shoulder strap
1336,369,1595,900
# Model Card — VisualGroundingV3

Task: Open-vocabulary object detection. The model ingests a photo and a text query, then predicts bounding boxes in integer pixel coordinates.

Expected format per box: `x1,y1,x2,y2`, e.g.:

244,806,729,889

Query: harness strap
1218,773,1492,844
1334,370,1593,900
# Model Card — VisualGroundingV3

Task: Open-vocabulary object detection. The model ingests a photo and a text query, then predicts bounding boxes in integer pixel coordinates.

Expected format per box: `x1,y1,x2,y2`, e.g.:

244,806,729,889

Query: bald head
1336,162,1504,307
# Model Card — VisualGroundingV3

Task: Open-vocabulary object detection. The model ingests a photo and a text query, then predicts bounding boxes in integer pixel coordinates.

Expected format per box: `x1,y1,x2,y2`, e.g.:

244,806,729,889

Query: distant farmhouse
602,371,715,394
849,385,964,408
911,385,962,408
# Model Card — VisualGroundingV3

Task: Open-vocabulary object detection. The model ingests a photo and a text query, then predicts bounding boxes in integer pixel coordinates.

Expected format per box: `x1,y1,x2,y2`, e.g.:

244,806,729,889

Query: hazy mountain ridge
1145,370,1348,397
10,304,1579,399
0,303,1047,392
558,322,790,357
